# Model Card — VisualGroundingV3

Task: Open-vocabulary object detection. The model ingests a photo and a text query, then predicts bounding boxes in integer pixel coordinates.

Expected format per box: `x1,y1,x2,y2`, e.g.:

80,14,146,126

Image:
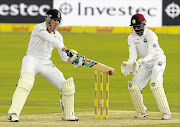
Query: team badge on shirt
144,38,147,43
158,61,162,66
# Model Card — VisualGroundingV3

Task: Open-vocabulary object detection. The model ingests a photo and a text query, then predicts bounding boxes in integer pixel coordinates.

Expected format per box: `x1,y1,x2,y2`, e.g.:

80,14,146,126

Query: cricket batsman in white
8,9,84,122
121,14,171,120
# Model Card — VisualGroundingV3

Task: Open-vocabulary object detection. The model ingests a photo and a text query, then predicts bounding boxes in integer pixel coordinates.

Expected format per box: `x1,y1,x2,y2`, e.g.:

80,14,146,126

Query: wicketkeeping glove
133,58,144,75
121,59,136,76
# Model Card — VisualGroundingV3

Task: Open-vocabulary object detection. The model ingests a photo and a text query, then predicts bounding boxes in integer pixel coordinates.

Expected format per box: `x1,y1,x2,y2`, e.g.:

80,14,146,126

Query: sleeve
143,32,158,63
128,35,138,61
34,25,64,50
57,33,69,62
58,49,69,62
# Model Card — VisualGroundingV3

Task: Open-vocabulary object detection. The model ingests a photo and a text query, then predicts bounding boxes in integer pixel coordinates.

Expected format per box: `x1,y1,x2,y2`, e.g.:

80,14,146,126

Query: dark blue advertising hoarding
0,0,53,23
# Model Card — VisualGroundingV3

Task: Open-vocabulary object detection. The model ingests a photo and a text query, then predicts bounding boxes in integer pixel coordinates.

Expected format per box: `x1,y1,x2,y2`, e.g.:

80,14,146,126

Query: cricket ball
109,70,114,75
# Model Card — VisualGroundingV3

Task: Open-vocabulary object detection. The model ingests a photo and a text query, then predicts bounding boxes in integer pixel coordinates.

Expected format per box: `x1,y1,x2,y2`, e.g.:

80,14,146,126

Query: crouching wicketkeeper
121,14,171,120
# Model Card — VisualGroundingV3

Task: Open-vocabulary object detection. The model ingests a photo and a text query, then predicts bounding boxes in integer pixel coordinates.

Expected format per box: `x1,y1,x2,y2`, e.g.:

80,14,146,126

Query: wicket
94,70,109,119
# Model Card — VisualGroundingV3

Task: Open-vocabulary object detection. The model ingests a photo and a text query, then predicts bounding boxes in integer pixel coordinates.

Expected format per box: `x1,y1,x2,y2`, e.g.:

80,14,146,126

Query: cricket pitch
0,110,180,127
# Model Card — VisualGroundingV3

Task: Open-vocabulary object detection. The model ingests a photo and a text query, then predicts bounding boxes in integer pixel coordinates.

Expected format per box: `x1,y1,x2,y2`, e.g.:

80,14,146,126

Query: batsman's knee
62,77,75,95
17,72,35,92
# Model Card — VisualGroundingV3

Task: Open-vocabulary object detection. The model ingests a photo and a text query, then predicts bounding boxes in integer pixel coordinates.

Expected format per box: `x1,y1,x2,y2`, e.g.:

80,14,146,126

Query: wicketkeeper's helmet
130,14,146,36
130,14,146,27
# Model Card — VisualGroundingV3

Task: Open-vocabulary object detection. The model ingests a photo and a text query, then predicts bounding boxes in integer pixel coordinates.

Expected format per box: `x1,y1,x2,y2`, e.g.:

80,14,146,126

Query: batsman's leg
60,77,78,121
8,72,35,122
150,80,171,120
128,81,148,118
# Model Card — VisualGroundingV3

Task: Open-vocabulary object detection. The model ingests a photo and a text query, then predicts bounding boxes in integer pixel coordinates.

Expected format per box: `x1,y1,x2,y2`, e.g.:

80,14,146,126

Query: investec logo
165,2,180,19
0,3,50,16
59,2,73,15
59,2,157,16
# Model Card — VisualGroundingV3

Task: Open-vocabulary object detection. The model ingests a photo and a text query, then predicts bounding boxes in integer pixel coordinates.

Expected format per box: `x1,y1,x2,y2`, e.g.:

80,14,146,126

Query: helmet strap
48,21,53,30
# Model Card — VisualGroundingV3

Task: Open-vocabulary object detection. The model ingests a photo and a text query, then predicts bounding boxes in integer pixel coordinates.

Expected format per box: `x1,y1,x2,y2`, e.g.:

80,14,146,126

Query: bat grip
73,59,79,64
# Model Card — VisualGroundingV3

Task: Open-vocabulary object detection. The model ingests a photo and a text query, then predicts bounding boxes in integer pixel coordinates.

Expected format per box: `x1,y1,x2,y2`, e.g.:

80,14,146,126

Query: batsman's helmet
130,14,146,26
45,9,62,24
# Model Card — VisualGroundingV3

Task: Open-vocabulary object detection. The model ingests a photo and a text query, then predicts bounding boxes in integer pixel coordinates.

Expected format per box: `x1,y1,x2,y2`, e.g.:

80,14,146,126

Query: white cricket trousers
132,55,166,90
20,55,66,90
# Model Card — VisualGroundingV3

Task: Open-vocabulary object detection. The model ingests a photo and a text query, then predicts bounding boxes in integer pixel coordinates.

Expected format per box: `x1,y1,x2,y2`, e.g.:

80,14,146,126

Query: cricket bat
83,58,114,75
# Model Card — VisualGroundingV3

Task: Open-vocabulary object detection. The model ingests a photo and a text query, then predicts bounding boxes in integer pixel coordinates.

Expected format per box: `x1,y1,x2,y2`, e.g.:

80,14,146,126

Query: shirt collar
142,28,147,37
43,21,47,28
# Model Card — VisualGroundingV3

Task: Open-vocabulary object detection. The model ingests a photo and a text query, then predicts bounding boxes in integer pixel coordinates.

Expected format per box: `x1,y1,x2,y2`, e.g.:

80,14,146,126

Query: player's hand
70,54,79,64
121,59,135,76
132,58,144,75
137,58,145,65
65,49,78,57
74,56,85,67
65,49,79,63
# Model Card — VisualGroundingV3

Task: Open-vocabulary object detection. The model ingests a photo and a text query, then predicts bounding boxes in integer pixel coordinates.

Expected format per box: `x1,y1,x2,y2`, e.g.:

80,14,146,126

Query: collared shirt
128,28,164,63
26,22,68,61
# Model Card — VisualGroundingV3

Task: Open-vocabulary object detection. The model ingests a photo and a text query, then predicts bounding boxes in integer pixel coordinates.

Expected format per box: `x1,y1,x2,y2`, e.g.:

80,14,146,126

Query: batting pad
128,81,146,115
150,80,171,117
8,72,35,117
62,77,76,120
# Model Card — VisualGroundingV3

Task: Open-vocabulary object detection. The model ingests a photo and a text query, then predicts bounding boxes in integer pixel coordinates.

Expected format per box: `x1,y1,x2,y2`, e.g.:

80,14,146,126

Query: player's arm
61,47,85,67
61,47,78,63
34,26,64,49
57,46,78,63
121,36,138,76
128,39,138,61
143,33,158,63
57,47,70,63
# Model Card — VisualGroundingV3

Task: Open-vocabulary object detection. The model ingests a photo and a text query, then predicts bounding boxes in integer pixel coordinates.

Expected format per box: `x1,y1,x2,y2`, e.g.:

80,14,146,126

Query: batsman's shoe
134,111,148,118
162,114,171,120
62,115,79,121
8,113,19,122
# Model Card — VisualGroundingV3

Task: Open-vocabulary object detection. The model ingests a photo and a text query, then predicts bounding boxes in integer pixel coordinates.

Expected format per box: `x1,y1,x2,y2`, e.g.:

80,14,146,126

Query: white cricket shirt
128,28,164,63
26,22,68,61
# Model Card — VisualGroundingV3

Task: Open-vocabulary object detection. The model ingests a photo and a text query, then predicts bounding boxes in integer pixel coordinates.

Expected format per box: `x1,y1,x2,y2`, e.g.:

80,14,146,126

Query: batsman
121,14,171,120
8,9,85,122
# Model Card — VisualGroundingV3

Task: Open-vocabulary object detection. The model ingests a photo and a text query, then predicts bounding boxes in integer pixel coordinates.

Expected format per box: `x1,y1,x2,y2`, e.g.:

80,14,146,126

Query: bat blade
84,58,114,75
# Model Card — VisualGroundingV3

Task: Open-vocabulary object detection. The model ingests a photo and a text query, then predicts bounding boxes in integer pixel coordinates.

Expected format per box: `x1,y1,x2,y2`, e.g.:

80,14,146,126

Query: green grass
0,32,180,117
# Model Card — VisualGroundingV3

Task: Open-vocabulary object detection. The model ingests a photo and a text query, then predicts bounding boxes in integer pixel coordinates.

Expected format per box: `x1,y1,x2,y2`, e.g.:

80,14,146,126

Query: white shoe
8,113,19,122
62,115,79,121
162,114,171,120
134,111,148,118
61,110,78,121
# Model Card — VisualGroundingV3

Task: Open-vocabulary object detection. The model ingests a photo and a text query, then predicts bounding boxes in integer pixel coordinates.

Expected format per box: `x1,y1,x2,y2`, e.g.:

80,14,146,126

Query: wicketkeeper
8,9,85,122
121,14,171,120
